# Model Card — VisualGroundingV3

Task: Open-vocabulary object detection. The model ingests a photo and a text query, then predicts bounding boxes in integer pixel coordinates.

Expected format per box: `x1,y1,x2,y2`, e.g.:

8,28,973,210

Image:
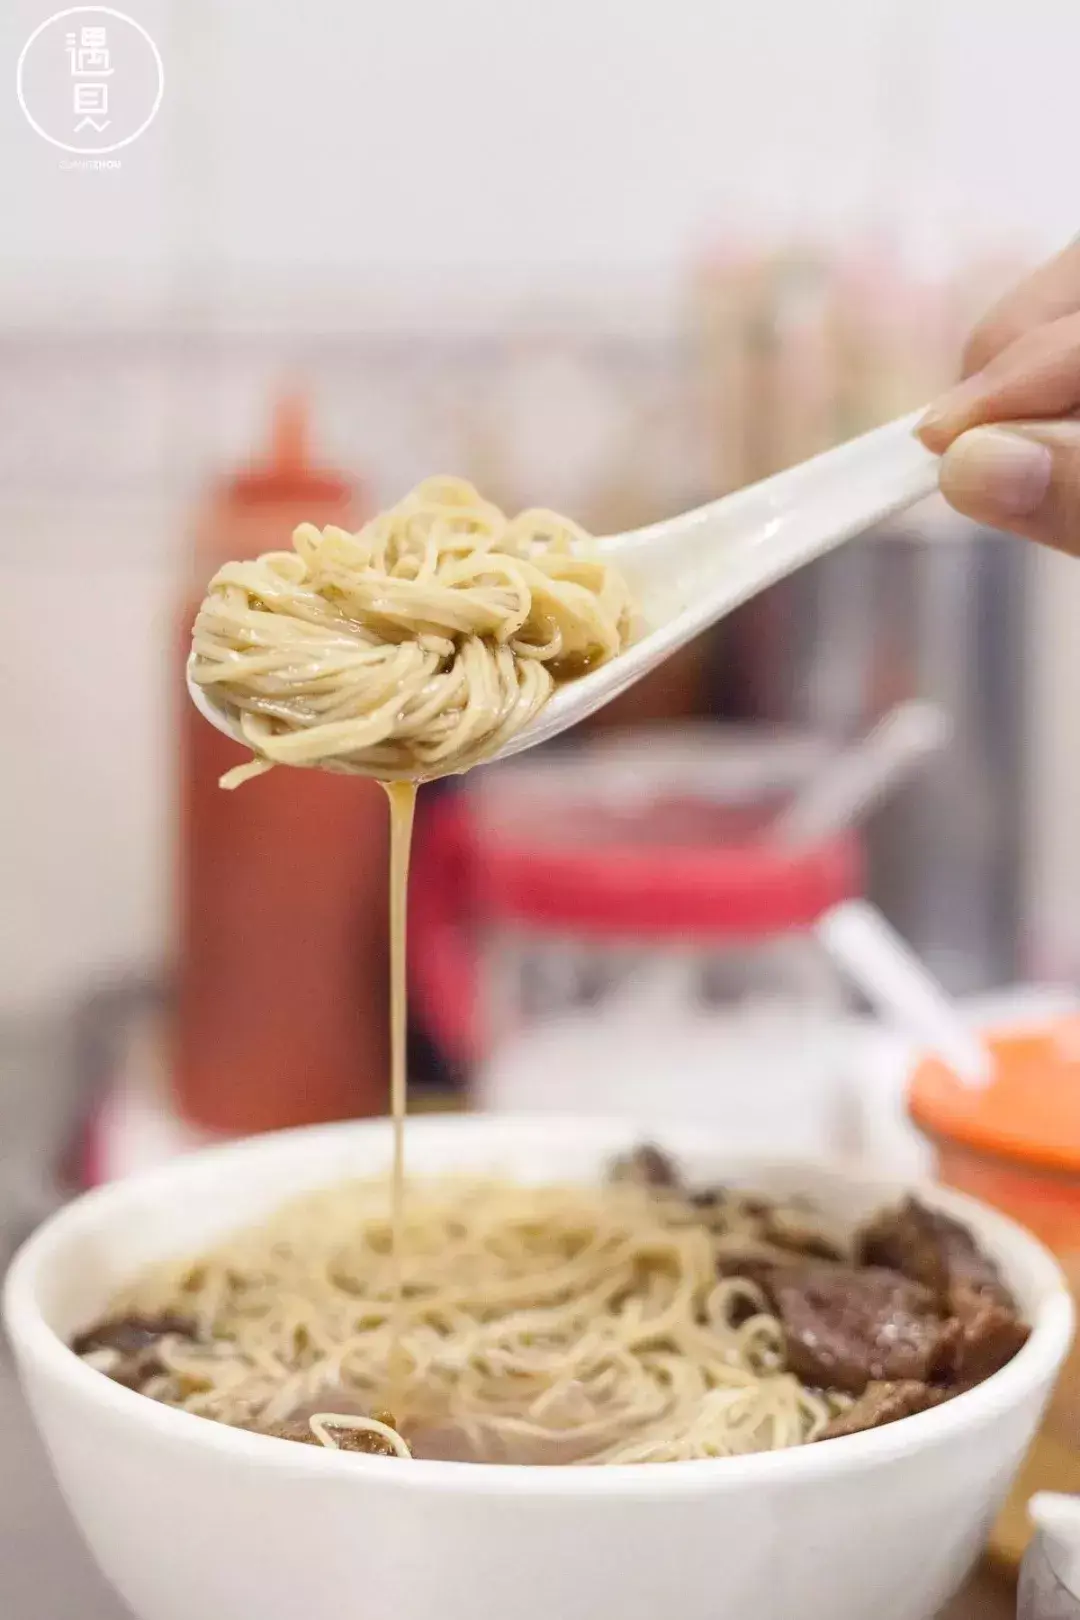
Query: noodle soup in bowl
4,1115,1072,1620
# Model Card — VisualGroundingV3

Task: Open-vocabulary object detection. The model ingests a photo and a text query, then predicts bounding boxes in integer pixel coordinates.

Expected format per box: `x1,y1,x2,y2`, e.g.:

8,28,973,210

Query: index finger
918,309,1080,453
961,238,1080,377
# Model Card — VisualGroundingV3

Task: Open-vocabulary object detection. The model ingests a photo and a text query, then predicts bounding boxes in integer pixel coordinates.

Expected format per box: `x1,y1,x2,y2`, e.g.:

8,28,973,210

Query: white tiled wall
4,0,1079,299
3,523,178,1010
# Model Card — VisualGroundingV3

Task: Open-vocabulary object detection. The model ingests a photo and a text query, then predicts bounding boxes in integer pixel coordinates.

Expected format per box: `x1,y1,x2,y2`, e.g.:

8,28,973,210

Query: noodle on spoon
189,477,635,785
183,476,638,1460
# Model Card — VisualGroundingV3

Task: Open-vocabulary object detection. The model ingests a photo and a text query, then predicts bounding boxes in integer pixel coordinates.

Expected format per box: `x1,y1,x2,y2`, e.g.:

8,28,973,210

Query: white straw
817,900,994,1089
772,701,951,849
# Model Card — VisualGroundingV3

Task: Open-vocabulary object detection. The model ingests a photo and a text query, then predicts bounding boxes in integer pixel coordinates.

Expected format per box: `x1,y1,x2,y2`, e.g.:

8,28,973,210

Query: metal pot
732,507,1030,995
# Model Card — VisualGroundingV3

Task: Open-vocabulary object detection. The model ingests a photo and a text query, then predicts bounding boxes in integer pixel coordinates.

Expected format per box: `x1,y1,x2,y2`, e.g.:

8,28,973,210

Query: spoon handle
708,406,941,547
613,409,942,634
762,407,943,546
735,409,939,619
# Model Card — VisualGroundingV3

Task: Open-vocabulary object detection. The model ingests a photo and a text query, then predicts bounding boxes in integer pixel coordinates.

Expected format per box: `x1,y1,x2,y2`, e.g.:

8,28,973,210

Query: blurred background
6,1,1080,1612
2,0,1080,1179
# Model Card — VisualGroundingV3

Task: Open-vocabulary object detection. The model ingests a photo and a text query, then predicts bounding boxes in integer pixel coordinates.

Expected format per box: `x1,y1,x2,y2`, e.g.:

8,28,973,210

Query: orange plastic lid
909,1018,1080,1174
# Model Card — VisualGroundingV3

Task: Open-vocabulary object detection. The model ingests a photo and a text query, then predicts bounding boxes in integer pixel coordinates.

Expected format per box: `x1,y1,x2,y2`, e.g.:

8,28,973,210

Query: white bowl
4,1114,1073,1620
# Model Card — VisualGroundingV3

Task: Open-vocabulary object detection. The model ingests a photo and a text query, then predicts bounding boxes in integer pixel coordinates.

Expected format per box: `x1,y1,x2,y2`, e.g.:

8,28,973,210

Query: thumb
938,420,1080,556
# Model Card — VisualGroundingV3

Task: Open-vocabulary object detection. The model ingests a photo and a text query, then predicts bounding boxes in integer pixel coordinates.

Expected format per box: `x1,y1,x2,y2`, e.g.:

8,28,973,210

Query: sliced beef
715,1248,799,1290
72,1313,198,1393
857,1198,1032,1389
943,1287,1030,1385
610,1144,681,1192
73,1313,197,1359
819,1380,947,1441
695,1190,772,1217
334,1418,400,1456
857,1198,1013,1311
758,1206,846,1263
263,1418,322,1447
763,1264,950,1395
264,1411,401,1457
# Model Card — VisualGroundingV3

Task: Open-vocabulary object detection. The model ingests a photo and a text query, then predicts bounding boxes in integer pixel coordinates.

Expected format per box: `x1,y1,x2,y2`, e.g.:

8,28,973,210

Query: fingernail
917,376,986,438
918,399,955,437
940,427,1053,517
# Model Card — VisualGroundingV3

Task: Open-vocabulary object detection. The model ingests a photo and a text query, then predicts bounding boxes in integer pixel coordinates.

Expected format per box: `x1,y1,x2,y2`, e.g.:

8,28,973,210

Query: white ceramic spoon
187,407,940,767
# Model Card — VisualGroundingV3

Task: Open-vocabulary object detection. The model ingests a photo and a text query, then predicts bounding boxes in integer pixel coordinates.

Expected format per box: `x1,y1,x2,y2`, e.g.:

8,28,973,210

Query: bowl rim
4,1112,1074,1499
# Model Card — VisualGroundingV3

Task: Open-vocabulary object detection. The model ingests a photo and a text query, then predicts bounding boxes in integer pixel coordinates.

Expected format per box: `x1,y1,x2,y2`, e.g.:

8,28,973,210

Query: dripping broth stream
382,779,418,1409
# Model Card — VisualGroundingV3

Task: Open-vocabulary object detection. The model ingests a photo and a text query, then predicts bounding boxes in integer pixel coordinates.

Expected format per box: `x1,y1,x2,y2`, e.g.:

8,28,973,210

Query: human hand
917,240,1080,554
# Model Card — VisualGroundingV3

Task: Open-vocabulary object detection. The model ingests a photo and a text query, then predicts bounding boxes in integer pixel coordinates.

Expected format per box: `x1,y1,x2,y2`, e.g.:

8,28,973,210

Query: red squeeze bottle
172,397,390,1136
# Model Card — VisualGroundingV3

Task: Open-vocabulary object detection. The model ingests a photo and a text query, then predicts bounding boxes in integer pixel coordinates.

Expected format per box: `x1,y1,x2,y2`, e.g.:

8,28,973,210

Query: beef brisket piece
263,1412,401,1456
856,1197,1029,1384
72,1314,199,1393
857,1197,1013,1311
263,1418,322,1447
757,1206,846,1263
762,1264,950,1395
819,1380,947,1441
942,1286,1030,1384
610,1144,682,1192
715,1250,790,1289
73,1313,197,1359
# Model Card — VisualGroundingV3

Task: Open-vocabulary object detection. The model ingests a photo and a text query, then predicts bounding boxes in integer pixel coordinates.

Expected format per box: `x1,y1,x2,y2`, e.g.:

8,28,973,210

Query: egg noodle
177,477,830,1466
112,1176,832,1465
189,477,635,786
85,476,1028,1466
